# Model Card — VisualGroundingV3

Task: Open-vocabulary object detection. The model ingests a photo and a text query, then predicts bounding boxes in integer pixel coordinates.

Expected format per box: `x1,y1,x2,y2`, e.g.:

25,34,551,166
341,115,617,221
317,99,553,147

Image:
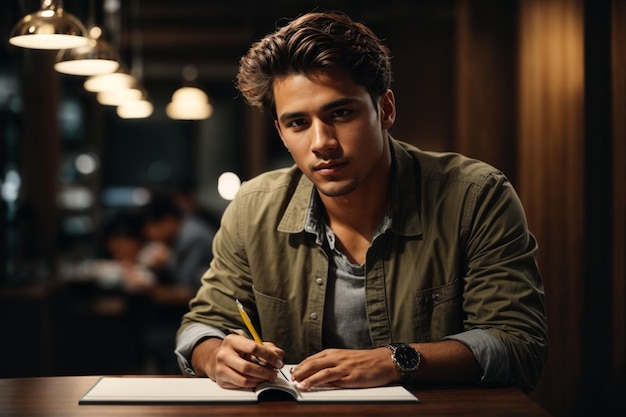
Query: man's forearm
410,340,481,384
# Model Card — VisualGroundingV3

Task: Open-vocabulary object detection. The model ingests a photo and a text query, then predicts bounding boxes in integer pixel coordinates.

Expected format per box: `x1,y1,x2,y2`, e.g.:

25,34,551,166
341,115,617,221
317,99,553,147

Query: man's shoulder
238,164,305,195
222,165,311,234
228,165,311,220
392,139,504,184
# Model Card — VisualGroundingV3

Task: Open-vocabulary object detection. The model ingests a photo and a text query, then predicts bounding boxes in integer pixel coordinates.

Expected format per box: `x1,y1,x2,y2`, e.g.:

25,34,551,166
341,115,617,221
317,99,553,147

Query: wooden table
0,375,553,417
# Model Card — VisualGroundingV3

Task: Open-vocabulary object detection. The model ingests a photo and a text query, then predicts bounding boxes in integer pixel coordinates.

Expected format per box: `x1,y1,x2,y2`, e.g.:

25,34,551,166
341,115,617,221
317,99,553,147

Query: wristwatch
382,343,421,383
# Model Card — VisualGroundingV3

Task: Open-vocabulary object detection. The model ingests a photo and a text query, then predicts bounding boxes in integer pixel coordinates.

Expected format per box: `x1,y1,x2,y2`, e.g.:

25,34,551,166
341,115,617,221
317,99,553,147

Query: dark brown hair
236,11,392,118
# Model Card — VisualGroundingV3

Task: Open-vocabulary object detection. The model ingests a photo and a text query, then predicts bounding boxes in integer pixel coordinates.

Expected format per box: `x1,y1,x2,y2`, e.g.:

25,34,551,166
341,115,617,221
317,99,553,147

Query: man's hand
290,340,481,390
289,347,397,390
191,335,285,389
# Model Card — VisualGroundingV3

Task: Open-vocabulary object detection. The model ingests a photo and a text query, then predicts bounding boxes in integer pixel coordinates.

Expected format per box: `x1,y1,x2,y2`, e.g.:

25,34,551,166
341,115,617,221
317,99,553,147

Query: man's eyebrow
278,111,306,123
321,97,360,111
278,97,360,123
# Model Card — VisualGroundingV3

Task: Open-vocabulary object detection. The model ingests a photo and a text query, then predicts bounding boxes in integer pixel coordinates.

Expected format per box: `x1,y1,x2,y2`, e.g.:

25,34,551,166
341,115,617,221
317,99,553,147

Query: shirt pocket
251,288,298,358
414,280,463,341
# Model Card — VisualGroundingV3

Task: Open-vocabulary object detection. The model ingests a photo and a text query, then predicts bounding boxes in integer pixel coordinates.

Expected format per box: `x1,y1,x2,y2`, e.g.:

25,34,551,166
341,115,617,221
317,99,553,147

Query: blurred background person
136,190,216,373
138,190,216,302
100,208,156,293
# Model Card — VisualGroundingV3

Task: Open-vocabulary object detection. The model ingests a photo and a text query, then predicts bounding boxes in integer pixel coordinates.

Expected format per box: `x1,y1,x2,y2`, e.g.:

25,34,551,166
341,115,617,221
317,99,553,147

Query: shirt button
310,312,318,320
316,278,323,285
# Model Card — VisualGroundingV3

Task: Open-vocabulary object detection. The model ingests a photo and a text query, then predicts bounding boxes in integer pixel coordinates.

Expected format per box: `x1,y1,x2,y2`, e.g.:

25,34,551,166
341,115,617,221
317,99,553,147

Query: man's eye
287,119,307,128
332,109,352,118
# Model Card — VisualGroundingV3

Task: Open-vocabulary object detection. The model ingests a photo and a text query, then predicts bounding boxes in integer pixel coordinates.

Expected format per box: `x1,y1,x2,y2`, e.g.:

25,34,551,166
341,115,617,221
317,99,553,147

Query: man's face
273,69,395,198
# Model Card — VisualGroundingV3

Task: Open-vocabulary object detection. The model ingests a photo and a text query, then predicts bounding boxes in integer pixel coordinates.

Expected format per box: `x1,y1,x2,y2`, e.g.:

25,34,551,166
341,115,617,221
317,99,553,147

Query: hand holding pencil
236,299,288,380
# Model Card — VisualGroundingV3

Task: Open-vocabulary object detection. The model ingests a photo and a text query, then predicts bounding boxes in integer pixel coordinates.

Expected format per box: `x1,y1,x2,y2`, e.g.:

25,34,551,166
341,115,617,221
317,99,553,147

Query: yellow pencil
235,299,288,380
236,298,263,344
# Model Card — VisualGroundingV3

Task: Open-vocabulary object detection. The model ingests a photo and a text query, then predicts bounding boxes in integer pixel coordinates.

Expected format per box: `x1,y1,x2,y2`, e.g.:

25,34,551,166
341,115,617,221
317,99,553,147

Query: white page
80,375,419,404
80,377,257,403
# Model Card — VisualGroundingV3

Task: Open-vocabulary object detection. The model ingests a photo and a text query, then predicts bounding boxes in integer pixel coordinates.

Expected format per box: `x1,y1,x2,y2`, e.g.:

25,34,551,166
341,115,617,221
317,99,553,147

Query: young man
175,11,548,392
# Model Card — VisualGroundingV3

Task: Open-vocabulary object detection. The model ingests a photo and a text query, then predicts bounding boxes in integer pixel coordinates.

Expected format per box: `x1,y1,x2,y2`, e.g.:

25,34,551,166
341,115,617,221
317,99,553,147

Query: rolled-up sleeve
175,323,226,376
445,328,510,385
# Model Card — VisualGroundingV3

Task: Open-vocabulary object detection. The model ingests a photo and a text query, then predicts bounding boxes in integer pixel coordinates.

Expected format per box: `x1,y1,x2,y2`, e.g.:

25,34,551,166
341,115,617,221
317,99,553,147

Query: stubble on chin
315,179,359,198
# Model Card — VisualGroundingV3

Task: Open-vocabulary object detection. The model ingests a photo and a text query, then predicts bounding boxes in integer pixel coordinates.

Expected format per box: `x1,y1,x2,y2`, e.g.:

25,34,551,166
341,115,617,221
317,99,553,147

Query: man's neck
318,169,390,265
320,187,387,235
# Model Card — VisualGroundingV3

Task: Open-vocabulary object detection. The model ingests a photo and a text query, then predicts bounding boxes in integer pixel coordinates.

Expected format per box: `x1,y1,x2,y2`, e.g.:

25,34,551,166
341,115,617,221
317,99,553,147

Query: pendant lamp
166,86,213,120
166,66,213,120
54,26,119,76
84,66,135,93
117,99,154,119
9,0,89,50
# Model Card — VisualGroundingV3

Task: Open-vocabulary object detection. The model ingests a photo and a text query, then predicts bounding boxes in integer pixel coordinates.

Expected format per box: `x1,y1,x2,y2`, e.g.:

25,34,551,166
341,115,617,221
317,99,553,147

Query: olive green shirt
176,138,548,391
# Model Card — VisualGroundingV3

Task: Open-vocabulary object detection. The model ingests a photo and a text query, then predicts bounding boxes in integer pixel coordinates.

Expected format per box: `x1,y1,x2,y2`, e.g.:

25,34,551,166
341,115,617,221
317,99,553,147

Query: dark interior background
1,1,624,417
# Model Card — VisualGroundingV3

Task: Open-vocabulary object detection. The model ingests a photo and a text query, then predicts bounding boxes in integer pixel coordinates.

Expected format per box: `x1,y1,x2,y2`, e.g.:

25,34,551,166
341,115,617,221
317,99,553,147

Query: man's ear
379,89,396,129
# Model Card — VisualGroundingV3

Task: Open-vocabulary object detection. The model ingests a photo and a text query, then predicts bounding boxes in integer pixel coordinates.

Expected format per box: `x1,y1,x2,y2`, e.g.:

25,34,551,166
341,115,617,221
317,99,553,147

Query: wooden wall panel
456,0,518,182
517,1,585,416
611,0,626,412
389,2,456,152
580,1,614,414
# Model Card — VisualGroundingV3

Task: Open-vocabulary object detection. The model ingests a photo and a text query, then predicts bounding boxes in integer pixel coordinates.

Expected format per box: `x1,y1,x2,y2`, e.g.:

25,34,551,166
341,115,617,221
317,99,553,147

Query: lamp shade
84,71,135,92
97,88,143,106
166,87,213,120
54,26,119,76
117,99,154,119
9,0,89,50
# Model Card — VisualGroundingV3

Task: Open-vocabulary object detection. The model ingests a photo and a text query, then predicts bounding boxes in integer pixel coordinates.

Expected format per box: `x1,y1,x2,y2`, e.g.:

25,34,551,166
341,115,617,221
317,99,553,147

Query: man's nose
309,120,337,154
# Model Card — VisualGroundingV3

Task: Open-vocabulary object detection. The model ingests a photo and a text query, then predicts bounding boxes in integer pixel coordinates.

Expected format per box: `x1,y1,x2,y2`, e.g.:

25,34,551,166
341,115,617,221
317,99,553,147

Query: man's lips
313,161,347,174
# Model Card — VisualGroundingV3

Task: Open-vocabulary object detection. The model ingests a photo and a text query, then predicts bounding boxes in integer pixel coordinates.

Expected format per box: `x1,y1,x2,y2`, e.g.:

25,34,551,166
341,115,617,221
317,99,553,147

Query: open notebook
79,367,419,404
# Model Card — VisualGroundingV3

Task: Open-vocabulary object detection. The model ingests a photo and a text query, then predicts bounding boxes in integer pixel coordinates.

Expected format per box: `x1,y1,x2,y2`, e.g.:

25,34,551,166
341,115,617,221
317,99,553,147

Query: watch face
395,345,420,369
